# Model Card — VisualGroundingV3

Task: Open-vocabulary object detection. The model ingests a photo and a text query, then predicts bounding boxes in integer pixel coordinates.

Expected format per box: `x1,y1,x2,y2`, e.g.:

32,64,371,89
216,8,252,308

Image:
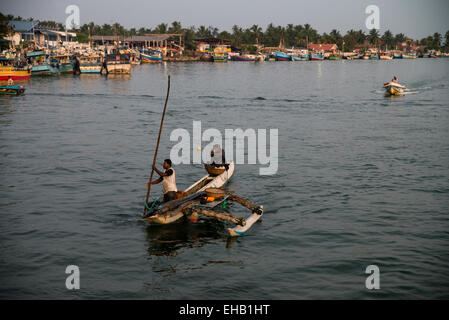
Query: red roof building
307,43,338,52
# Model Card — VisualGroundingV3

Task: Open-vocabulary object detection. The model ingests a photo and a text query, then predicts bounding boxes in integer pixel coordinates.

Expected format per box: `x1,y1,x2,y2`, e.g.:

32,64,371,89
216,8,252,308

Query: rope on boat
145,197,162,211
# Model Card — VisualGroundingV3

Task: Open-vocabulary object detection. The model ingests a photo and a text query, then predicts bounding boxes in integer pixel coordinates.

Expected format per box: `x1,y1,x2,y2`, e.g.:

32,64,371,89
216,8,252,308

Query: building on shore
91,34,183,55
307,43,338,53
6,20,38,46
6,20,77,47
194,37,231,53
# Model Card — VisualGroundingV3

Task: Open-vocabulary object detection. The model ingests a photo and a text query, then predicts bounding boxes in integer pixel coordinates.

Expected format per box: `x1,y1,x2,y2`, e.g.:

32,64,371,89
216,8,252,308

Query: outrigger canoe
144,162,235,224
142,161,263,236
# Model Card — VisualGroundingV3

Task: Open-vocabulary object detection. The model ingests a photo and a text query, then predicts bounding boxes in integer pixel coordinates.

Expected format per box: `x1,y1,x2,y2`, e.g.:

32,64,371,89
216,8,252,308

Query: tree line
2,13,449,52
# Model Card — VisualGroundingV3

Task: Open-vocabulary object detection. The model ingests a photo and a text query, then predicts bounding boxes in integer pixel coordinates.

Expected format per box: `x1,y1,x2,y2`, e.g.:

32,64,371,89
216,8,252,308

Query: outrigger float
142,76,263,237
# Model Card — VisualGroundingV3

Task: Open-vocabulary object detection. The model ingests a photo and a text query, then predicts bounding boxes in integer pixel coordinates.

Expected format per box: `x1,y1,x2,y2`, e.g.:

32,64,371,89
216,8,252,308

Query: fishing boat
79,55,103,73
379,55,393,60
402,53,417,59
200,53,213,62
309,53,324,61
52,55,74,74
129,52,141,65
291,54,308,61
274,51,291,61
0,57,31,81
105,54,131,74
0,85,25,96
212,55,227,62
140,49,164,63
393,53,403,59
212,47,228,62
369,55,379,60
328,54,342,60
212,53,227,62
231,54,258,61
384,82,405,96
26,51,60,76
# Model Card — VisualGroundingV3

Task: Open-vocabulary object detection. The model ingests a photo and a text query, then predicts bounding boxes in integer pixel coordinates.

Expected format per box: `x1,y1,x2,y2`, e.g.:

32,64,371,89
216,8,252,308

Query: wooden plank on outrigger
184,207,246,226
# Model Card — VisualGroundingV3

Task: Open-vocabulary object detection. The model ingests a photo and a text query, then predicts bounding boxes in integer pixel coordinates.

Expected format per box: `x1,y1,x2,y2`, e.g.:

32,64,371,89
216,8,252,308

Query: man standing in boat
147,159,177,202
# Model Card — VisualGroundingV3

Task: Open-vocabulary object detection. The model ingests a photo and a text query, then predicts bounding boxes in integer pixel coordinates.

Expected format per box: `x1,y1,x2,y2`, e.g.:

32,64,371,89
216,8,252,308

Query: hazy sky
2,0,449,39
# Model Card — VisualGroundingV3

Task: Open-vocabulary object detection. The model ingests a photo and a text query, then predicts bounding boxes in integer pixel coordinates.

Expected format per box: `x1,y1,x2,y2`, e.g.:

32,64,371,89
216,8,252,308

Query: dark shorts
163,191,177,203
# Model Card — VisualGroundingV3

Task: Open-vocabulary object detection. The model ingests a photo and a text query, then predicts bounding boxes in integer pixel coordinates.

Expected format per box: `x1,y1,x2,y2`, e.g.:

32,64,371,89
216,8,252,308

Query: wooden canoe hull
145,162,234,224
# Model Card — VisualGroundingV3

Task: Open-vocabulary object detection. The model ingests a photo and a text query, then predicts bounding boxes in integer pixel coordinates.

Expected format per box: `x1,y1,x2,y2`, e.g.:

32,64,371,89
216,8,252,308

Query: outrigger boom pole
144,75,171,213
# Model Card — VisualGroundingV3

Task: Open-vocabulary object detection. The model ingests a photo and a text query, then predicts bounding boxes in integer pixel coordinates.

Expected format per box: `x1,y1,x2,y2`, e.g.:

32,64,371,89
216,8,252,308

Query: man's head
163,159,172,169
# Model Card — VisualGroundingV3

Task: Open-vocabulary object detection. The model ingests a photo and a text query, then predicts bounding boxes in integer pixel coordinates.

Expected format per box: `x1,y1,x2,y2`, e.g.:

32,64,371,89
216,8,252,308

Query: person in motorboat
147,159,177,203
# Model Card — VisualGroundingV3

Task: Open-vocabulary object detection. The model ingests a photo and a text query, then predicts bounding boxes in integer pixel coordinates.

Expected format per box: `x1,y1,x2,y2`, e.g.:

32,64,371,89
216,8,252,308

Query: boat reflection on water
144,218,227,256
105,73,131,80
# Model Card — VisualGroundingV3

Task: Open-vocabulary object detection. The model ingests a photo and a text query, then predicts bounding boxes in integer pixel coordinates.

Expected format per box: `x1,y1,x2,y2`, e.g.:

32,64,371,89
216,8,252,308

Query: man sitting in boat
7,76,14,86
210,145,229,170
147,159,177,202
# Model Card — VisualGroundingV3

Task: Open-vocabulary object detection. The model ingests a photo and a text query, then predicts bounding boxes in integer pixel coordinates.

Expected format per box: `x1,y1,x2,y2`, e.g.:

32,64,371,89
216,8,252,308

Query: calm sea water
0,59,448,299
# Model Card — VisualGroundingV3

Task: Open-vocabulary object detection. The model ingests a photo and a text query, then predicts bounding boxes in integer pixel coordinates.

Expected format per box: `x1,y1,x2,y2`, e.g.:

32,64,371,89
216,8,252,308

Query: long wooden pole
144,75,171,212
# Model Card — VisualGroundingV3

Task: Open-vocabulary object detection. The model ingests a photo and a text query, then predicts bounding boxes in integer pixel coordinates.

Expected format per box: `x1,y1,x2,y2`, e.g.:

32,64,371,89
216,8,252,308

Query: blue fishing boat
140,49,163,63
274,52,291,61
393,53,403,59
369,55,380,60
309,53,324,61
26,51,60,76
291,54,308,61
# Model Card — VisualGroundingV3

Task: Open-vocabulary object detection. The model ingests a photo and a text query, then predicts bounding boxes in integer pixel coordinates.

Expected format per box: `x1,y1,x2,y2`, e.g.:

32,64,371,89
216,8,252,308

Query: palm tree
303,23,312,47
169,21,182,34
368,28,380,47
433,32,442,48
329,29,342,49
250,24,262,45
197,25,212,38
231,24,243,47
343,29,359,51
381,30,394,50
394,33,406,46
293,24,304,47
154,23,168,34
